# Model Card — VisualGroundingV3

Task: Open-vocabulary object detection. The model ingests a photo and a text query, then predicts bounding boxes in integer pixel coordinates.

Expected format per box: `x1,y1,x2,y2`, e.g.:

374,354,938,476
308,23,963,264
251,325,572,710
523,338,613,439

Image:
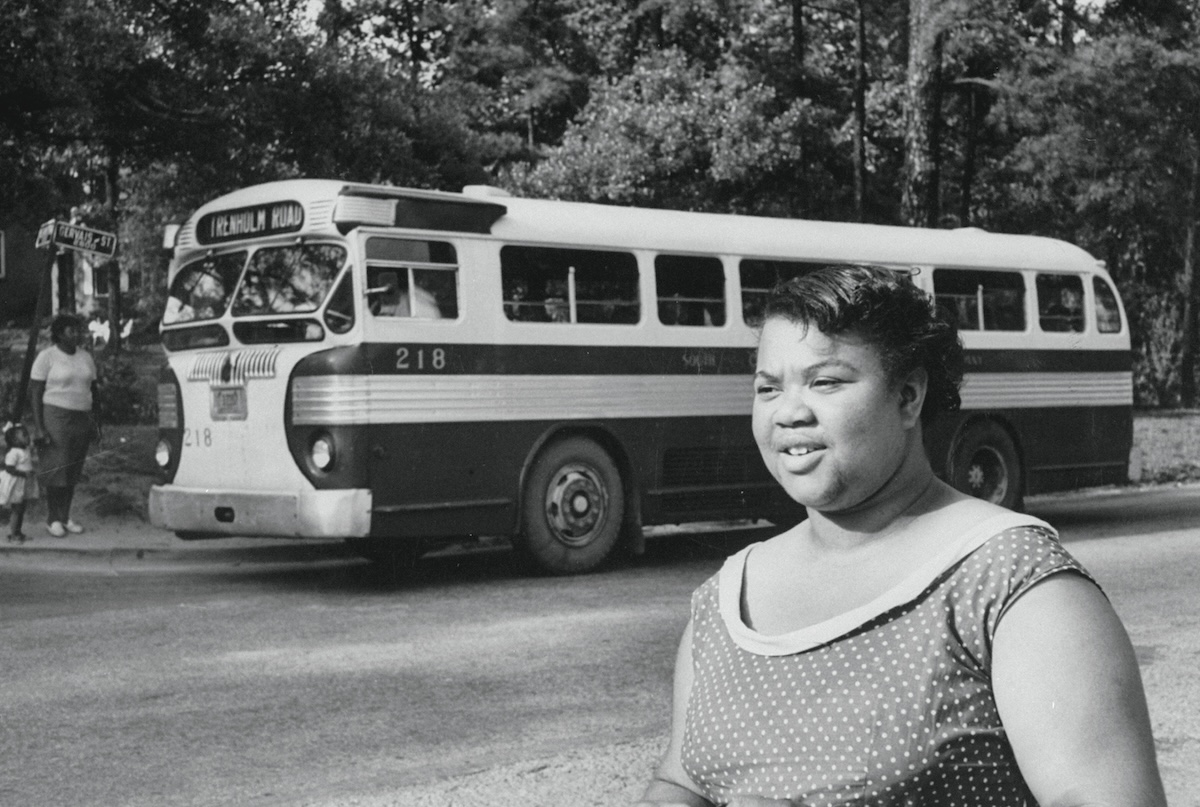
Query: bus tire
949,421,1024,511
517,437,625,575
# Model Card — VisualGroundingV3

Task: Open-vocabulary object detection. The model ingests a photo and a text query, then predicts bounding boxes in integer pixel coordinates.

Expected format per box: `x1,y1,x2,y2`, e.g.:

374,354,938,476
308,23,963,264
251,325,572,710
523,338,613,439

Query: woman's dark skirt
39,404,95,488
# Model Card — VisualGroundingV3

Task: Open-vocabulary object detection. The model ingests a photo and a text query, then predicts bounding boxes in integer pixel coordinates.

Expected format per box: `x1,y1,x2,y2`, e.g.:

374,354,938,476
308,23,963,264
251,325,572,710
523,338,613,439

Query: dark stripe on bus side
962,348,1130,373
290,344,1130,377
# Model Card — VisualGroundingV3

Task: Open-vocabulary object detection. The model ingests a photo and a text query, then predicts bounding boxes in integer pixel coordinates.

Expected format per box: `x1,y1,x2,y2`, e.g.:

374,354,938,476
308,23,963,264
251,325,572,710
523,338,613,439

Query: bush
96,351,157,425
0,365,20,421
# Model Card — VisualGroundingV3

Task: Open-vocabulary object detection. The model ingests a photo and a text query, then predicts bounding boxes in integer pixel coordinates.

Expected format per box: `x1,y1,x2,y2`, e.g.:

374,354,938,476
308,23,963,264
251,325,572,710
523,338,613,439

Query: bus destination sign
196,201,305,245
35,219,117,257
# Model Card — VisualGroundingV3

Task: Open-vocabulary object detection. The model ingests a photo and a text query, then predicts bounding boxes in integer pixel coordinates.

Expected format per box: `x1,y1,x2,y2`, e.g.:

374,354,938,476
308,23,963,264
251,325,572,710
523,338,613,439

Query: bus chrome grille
188,348,281,386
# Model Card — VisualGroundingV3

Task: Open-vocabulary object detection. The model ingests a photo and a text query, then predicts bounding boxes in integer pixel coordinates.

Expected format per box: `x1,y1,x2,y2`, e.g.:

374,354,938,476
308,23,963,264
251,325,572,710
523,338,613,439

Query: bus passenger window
1094,276,1123,333
1036,274,1085,333
364,238,458,320
739,259,824,325
933,269,1025,331
500,245,639,325
656,255,725,327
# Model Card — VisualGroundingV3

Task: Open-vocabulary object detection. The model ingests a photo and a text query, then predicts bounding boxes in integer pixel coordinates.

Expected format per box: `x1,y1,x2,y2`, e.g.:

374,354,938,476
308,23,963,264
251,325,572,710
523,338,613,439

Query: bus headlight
155,439,172,469
310,434,335,472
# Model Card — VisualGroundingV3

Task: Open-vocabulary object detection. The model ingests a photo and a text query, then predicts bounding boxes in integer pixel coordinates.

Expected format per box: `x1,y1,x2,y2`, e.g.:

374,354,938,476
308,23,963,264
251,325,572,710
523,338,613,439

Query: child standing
0,422,39,543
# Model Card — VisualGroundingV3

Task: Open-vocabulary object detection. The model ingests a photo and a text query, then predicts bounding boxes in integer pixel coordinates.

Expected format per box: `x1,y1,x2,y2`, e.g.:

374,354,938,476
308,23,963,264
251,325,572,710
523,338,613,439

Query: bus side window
738,259,824,326
364,237,457,320
655,255,725,327
324,271,356,334
933,269,1025,331
1036,273,1085,333
1093,276,1123,333
500,245,639,325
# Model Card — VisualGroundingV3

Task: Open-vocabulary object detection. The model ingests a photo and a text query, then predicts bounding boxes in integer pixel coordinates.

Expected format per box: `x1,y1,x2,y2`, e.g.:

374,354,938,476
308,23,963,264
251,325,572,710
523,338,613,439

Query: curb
0,536,358,570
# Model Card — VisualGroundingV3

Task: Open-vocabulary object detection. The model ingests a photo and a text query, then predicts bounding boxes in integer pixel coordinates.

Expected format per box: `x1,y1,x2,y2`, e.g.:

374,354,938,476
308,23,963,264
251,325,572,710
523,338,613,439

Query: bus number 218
395,346,447,371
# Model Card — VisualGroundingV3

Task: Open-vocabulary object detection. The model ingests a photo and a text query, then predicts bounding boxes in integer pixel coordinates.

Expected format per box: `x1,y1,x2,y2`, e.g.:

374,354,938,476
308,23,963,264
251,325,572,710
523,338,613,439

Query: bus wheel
518,437,625,575
949,421,1024,511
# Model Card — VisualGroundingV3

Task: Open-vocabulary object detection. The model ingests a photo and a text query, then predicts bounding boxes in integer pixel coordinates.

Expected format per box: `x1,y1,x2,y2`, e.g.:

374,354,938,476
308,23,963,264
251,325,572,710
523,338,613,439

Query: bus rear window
1036,274,1085,333
933,269,1025,331
739,259,825,325
656,255,725,326
501,246,639,324
164,251,247,325
231,244,347,316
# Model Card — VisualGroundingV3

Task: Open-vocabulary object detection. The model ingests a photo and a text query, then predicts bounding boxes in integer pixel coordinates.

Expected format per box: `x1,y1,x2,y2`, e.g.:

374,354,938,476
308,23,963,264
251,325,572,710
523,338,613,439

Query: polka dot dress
680,516,1096,806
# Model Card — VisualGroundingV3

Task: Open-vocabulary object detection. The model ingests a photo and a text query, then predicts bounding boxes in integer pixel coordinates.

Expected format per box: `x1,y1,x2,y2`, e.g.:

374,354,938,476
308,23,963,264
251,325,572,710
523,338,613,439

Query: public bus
148,179,1133,574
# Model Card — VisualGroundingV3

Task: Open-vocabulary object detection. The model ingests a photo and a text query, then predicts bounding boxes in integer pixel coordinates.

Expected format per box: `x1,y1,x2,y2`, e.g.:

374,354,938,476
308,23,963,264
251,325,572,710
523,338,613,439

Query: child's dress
0,446,38,506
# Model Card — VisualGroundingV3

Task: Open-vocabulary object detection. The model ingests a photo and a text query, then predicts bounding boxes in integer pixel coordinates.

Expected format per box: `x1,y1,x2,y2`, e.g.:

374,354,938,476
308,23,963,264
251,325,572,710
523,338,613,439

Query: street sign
35,219,117,257
35,219,55,249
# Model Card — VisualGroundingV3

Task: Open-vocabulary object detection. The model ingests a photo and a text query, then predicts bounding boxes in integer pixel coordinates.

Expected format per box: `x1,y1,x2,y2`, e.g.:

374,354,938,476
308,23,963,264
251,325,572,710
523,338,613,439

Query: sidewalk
0,511,355,570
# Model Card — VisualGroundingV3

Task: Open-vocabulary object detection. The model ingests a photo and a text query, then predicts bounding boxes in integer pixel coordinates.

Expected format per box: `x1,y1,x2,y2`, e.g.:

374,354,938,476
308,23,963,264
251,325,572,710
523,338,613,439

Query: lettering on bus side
395,345,448,372
682,349,719,371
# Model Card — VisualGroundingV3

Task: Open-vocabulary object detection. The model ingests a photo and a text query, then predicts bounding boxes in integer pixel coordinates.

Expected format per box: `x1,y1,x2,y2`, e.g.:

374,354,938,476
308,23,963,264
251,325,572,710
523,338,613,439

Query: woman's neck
804,453,947,553
56,341,76,355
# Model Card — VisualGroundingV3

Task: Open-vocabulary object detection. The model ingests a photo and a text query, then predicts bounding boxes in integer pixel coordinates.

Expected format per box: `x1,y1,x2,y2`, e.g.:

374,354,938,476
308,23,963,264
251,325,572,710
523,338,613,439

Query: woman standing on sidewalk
636,266,1165,807
29,314,100,538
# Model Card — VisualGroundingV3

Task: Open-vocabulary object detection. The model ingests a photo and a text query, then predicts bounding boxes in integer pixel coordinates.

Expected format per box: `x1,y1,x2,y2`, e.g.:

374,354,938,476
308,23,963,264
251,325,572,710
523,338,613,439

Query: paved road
0,486,1197,807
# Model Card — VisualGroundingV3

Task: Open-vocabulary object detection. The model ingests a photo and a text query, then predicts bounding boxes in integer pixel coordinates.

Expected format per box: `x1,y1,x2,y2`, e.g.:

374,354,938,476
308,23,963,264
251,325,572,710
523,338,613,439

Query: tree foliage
3,0,1200,404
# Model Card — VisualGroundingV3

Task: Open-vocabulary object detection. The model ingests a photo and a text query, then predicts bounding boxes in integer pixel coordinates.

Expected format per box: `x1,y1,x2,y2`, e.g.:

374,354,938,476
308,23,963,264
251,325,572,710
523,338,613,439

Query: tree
984,33,1200,405
501,49,841,217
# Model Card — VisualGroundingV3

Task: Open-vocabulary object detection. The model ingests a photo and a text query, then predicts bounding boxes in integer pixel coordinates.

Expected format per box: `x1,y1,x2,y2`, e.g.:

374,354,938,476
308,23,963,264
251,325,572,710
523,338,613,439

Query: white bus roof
186,179,1103,275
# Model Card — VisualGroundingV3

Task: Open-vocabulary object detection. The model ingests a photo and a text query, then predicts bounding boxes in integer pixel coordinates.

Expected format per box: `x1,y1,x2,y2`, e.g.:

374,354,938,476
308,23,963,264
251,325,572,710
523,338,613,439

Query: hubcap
965,446,1009,503
544,463,608,547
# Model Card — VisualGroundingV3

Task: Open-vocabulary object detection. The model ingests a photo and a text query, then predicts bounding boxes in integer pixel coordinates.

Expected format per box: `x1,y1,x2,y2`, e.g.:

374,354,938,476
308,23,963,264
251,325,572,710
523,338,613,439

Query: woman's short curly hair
49,313,83,343
760,264,964,425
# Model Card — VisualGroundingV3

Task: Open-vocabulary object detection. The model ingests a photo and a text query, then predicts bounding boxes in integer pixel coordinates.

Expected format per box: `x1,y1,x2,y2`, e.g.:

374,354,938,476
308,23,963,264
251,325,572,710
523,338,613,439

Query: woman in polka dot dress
635,266,1165,807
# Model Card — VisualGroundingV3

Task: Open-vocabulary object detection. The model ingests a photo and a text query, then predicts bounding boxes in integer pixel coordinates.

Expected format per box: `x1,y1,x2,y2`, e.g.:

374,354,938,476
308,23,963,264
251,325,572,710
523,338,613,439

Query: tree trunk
959,85,978,227
1179,145,1199,407
853,0,867,222
1061,0,1076,56
104,158,122,354
792,0,805,94
901,0,944,228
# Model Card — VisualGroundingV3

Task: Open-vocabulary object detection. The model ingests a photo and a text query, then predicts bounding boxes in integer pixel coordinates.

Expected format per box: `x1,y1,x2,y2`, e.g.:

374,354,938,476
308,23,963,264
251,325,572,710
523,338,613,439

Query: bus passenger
544,280,569,322
636,265,1165,807
399,281,443,319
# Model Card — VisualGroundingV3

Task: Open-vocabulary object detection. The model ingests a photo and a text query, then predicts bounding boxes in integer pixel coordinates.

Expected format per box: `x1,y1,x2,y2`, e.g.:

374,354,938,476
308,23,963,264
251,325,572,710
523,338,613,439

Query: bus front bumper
148,485,372,539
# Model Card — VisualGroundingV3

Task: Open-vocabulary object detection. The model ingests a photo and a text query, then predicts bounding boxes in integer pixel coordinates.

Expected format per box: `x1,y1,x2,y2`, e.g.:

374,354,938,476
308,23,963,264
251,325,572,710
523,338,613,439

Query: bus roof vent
462,185,513,199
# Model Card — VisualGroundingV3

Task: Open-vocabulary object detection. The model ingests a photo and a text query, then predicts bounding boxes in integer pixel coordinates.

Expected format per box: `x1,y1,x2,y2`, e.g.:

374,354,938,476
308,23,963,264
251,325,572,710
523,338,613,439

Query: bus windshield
163,243,349,326
163,251,247,325
231,243,347,316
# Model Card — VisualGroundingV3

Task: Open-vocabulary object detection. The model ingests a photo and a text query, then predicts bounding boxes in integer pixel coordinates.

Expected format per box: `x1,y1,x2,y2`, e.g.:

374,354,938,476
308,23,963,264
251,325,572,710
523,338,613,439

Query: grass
76,424,160,522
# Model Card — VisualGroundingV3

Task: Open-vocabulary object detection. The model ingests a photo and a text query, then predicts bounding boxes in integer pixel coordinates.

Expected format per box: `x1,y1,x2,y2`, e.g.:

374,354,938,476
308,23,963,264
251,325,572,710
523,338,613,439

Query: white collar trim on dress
718,511,1056,656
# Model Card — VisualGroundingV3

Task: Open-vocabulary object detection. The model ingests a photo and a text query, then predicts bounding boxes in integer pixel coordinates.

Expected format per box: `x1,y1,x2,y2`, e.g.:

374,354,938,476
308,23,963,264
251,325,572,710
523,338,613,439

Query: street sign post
8,219,121,421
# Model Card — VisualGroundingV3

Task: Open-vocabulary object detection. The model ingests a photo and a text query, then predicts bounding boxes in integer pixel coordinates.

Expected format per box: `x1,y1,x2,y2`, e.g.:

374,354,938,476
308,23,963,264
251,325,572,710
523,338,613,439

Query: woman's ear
899,367,929,428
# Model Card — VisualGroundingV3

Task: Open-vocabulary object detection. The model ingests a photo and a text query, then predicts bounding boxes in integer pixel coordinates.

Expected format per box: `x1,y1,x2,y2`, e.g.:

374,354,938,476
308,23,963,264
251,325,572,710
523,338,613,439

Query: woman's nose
773,388,815,426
